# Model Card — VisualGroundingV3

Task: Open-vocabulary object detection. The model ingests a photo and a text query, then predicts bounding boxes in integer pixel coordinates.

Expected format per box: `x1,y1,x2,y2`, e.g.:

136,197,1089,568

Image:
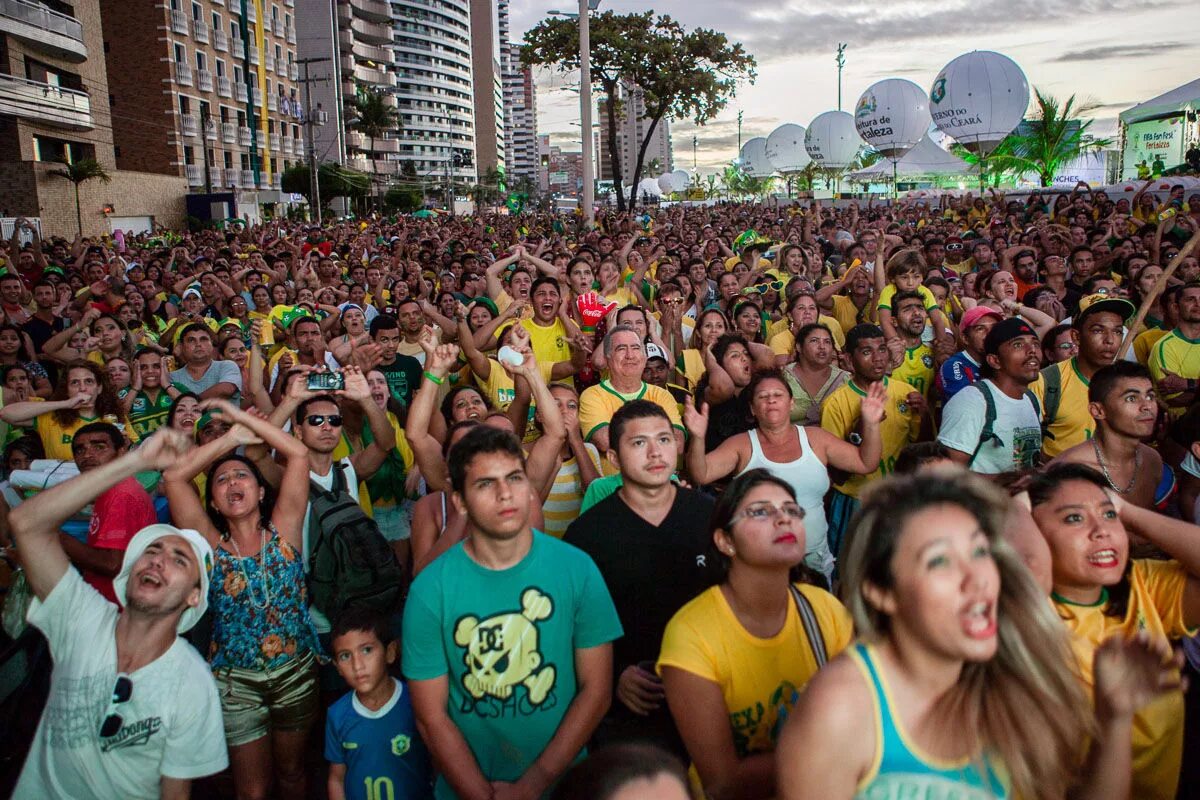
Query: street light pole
692,135,697,171
836,43,847,111
579,0,595,227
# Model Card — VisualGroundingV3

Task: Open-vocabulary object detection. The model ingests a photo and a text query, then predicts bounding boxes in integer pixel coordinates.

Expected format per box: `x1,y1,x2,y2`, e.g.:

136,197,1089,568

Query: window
224,152,233,169
211,11,220,29
237,110,246,126
233,65,243,83
173,43,186,64
184,145,195,166
220,106,230,123
275,44,281,60
178,96,190,114
191,3,201,21
195,51,206,71
216,59,225,77
240,153,250,170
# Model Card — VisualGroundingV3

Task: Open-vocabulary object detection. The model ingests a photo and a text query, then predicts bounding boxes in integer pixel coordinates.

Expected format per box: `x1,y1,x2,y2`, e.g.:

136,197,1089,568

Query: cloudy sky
507,0,1200,173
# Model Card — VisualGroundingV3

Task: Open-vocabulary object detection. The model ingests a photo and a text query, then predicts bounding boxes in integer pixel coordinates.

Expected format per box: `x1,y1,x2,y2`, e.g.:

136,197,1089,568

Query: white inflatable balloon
740,137,773,177
669,169,691,194
855,79,931,160
929,50,1030,154
636,177,663,198
805,111,860,170
766,124,810,173
657,173,673,194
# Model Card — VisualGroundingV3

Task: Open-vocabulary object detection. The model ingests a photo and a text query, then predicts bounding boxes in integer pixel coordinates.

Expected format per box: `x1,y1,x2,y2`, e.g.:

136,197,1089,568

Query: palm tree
351,86,400,208
50,158,111,237
1004,88,1113,187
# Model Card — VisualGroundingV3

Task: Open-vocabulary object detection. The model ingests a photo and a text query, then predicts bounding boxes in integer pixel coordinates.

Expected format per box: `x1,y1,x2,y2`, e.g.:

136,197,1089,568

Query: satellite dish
766,124,810,173
740,137,773,177
855,79,931,160
669,169,691,194
929,50,1030,154
804,111,860,170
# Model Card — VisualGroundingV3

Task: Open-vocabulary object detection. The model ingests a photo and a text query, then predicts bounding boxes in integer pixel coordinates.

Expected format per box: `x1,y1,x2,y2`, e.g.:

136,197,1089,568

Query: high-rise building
499,0,536,187
537,135,582,198
469,0,503,178
392,0,475,184
0,0,188,235
100,0,304,202
597,81,672,185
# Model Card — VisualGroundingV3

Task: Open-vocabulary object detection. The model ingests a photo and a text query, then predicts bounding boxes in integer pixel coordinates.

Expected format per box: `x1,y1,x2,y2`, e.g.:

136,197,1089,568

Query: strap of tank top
747,427,764,460
438,492,447,538
854,642,889,708
793,424,810,454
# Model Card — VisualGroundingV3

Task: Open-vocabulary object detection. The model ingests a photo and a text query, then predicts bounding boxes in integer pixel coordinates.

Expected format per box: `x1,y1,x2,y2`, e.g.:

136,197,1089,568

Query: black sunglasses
304,414,343,428
100,674,133,738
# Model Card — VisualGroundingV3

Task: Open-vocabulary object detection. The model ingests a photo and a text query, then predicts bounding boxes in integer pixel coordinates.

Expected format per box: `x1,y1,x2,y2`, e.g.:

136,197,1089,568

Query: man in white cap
9,428,227,800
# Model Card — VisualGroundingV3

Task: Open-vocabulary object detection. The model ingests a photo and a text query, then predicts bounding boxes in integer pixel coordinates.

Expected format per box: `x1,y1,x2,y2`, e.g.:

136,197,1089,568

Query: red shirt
85,477,158,604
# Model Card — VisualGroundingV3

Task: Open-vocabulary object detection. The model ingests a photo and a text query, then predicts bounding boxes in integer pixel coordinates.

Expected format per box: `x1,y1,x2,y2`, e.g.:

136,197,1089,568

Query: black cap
984,317,1037,357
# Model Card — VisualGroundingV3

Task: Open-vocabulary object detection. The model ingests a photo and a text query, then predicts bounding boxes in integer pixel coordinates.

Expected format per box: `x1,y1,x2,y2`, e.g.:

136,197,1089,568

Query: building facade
468,0,502,178
99,0,304,205
498,0,535,187
597,81,672,185
0,0,187,236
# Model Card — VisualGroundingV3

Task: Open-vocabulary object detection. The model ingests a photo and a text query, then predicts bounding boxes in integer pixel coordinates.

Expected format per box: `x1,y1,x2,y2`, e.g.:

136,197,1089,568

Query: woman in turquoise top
776,469,1092,800
164,398,318,800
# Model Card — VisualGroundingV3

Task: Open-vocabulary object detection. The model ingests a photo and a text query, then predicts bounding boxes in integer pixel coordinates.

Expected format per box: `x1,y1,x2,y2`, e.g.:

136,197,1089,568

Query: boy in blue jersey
326,608,433,800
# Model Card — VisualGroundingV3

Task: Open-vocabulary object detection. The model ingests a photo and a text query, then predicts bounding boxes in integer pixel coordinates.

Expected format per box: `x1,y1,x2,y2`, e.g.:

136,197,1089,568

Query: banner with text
1122,115,1186,179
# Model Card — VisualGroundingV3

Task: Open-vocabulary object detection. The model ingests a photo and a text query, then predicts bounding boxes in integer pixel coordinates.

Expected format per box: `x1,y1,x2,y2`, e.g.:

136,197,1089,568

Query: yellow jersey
519,318,573,367
876,283,939,314
1030,357,1094,458
820,377,920,497
891,344,936,398
578,380,683,474
33,411,138,462
1055,560,1195,800
830,294,875,334
767,316,846,353
542,445,604,538
1134,328,1170,367
1148,329,1200,418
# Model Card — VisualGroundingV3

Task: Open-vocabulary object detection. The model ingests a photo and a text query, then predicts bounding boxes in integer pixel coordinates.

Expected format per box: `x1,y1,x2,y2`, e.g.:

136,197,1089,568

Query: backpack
1039,363,1063,441
307,462,405,619
968,381,1041,468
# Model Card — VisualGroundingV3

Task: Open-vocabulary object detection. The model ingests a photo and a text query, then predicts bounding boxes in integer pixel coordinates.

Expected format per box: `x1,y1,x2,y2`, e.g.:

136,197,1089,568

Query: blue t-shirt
402,531,623,798
938,350,981,400
325,679,433,800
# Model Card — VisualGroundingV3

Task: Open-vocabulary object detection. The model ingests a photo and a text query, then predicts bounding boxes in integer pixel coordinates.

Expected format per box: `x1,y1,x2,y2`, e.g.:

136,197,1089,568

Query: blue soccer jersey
325,679,433,800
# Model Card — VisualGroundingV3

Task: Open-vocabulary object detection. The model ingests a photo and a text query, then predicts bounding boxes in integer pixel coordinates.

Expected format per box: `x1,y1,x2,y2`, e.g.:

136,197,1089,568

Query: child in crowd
326,608,433,800
875,248,949,343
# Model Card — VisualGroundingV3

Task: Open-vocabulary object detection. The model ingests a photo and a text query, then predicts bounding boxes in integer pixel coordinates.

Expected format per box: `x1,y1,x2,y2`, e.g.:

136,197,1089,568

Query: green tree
280,162,371,212
383,186,424,214
50,158,110,237
1004,88,1113,186
350,85,399,207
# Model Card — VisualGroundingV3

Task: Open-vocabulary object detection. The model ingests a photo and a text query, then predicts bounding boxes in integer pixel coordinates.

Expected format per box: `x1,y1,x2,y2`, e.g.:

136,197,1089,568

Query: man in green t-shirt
402,425,622,800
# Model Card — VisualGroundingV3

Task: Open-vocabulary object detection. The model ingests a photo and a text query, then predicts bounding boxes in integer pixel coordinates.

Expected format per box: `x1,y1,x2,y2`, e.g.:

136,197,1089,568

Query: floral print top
208,527,320,671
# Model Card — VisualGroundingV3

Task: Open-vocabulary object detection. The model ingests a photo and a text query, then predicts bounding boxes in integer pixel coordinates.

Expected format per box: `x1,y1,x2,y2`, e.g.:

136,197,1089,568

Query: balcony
238,126,251,145
260,15,271,33
289,62,298,81
351,41,393,65
0,73,91,129
212,27,228,51
217,75,231,97
285,24,295,44
210,166,223,186
204,119,217,140
237,2,255,23
170,8,187,35
350,18,390,45
173,61,193,86
186,164,204,186
285,0,292,7
241,169,256,187
227,169,239,188
276,58,288,79
234,82,247,102
264,52,275,71
0,0,87,62
350,0,390,23
250,86,261,105
249,45,259,65
222,121,236,142
281,136,292,155
354,63,395,88
266,92,277,112
180,112,199,137
271,173,282,190
193,18,208,43
197,69,213,92
230,36,244,55
269,132,280,150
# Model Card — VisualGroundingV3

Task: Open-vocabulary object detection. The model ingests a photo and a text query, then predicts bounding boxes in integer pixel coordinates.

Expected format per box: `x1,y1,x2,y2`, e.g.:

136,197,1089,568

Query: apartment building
499,1,535,187
0,0,186,236
100,0,305,200
597,81,672,184
468,0,502,177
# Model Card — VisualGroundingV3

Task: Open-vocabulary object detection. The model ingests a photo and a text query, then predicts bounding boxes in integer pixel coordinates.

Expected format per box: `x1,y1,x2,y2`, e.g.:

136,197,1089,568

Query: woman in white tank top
684,370,887,579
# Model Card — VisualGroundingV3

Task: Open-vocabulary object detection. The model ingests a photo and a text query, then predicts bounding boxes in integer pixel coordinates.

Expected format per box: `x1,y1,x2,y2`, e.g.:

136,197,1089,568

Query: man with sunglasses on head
10,428,227,799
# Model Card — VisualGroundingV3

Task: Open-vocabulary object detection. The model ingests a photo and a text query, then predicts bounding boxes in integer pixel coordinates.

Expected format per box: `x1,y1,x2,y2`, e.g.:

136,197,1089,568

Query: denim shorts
213,650,318,746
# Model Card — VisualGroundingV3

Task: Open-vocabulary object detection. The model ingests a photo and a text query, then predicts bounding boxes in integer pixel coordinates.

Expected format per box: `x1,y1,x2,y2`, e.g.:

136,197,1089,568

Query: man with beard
10,428,227,799
938,317,1044,474
1034,293,1135,458
888,291,937,399
1052,362,1167,511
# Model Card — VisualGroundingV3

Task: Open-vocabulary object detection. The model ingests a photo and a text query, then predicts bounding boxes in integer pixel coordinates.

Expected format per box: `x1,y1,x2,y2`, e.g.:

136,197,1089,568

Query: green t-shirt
402,531,622,797
128,389,174,438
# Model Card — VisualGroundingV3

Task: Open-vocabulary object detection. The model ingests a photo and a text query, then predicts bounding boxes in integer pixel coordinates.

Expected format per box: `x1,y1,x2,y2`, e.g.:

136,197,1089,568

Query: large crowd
1,176,1199,800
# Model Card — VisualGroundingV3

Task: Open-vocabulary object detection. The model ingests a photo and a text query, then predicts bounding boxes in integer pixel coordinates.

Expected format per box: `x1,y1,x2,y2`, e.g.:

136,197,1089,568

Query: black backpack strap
967,382,1001,468
1040,364,1062,441
789,584,828,668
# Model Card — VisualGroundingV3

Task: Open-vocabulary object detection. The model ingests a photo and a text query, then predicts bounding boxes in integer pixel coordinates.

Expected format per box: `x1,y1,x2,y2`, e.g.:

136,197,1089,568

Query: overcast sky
507,0,1200,173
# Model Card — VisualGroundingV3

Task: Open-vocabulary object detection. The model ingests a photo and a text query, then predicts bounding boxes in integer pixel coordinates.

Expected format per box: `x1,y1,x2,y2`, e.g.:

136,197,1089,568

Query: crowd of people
1,176,1199,800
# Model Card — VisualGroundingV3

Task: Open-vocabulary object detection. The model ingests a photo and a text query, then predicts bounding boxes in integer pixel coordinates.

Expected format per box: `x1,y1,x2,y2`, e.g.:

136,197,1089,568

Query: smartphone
307,371,344,392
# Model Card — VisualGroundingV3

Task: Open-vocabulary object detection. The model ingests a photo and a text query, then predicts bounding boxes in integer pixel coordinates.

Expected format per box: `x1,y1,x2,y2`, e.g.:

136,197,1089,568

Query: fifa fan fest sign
1121,116,1186,178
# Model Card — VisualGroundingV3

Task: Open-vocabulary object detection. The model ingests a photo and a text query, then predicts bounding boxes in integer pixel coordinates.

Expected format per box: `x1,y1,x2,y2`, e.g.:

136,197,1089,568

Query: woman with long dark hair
0,360,128,460
163,399,318,800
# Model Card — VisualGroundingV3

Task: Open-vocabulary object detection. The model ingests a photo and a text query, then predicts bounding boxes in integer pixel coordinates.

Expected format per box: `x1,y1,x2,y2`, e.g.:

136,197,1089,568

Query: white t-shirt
303,457,360,633
16,570,227,799
938,379,1042,474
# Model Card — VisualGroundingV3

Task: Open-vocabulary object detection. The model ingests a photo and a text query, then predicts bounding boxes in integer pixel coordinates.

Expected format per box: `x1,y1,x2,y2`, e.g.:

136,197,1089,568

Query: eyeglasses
1056,342,1079,351
729,501,806,525
100,674,133,738
304,414,343,428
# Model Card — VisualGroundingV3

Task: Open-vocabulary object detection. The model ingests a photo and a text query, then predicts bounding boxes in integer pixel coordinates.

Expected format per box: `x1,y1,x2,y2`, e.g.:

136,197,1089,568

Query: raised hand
860,380,887,426
426,343,461,379
338,366,371,402
1094,632,1184,721
682,395,710,439
225,422,264,448
576,291,617,331
417,324,438,356
134,428,194,471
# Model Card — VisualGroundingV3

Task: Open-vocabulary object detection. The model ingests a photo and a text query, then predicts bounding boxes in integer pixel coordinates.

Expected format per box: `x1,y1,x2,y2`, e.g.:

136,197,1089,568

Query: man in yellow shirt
888,292,937,398
1149,283,1200,418
1032,293,1134,458
519,277,575,367
821,323,923,556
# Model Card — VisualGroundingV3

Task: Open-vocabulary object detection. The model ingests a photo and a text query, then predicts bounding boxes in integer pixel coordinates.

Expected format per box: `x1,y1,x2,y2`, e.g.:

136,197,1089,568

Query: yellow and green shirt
890,344,936,398
820,376,919,497
1031,357,1094,458
1149,329,1200,419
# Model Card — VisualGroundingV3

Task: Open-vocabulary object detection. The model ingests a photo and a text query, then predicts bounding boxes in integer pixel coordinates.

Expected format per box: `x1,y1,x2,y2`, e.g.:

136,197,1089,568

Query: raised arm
683,396,742,486
0,395,87,426
406,341,460,493
1117,499,1200,628
341,367,396,480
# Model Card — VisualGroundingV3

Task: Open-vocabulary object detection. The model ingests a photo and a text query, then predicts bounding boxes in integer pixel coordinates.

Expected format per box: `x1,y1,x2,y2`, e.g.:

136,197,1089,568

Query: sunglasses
100,674,133,738
304,414,343,428
946,243,964,252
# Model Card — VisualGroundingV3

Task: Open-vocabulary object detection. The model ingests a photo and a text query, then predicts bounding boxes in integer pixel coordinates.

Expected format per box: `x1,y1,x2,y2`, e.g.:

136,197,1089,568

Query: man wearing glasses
9,429,226,799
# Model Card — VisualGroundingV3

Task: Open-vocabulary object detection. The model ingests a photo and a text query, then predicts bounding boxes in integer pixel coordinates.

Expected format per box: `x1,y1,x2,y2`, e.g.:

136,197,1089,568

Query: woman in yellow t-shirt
678,308,728,390
658,469,853,800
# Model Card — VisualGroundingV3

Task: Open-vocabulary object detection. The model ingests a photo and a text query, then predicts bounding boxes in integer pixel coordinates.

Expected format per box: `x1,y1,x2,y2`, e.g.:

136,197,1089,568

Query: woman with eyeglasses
657,469,854,800
163,398,319,800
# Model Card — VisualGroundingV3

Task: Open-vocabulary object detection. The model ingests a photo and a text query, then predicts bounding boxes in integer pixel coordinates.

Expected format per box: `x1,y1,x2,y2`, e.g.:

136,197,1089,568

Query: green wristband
423,371,444,386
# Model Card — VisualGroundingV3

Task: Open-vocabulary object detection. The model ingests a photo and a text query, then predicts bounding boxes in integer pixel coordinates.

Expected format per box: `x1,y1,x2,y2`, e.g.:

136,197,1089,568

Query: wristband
423,371,444,385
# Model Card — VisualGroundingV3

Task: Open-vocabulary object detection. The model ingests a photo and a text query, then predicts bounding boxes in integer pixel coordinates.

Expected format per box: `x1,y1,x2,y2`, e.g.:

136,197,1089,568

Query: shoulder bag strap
789,583,828,668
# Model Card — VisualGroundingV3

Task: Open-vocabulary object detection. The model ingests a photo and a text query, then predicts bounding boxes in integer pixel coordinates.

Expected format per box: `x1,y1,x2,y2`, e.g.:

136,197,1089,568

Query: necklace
227,526,272,610
1091,437,1140,495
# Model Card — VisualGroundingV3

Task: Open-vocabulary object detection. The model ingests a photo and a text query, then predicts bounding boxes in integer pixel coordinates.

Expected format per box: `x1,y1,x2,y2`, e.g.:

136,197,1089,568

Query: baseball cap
181,286,202,300
1073,293,1135,328
645,342,668,363
960,306,1003,330
112,524,213,633
984,317,1037,356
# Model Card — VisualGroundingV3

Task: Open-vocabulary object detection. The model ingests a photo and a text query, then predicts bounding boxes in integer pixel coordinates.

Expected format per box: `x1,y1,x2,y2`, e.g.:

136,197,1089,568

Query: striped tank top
850,643,1009,800
542,445,602,537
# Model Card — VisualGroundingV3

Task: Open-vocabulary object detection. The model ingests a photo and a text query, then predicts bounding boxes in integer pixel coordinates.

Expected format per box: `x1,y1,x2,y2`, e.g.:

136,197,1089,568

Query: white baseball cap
645,342,668,362
112,524,213,633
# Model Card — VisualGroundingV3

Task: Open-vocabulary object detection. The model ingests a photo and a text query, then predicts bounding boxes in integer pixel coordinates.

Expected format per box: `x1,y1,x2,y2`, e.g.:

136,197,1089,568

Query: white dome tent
847,135,979,183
